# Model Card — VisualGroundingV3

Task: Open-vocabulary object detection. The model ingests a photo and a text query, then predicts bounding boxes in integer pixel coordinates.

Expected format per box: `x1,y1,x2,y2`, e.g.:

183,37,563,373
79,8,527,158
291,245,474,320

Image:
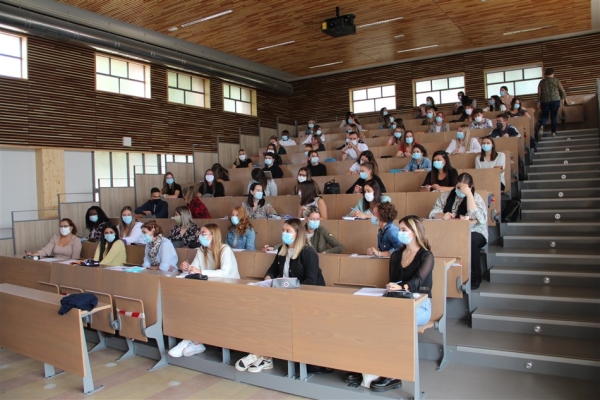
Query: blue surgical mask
304,151,308,156
104,233,116,243
426,112,433,119
345,138,350,143
482,144,493,152
347,118,352,124
254,191,263,200
397,231,413,245
265,158,273,166
307,220,320,230
122,215,133,224
142,233,152,244
370,215,379,226
426,101,431,106
311,157,319,164
351,140,358,146
231,216,240,225
489,99,495,105
282,135,288,141
89,215,98,223
455,189,466,198
514,104,521,109
390,123,396,129
394,131,402,139
308,123,314,129
199,235,211,248
359,171,368,180
412,152,422,160
383,111,388,116
282,232,295,245
389,117,394,123
406,137,413,144
500,90,506,96
457,132,465,140
315,130,322,136
435,116,443,123
166,178,174,185
433,160,444,170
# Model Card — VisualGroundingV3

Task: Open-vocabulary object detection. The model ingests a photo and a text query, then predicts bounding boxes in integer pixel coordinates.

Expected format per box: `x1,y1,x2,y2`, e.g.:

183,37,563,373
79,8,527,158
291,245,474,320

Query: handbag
383,290,415,299
324,179,340,195
271,277,300,289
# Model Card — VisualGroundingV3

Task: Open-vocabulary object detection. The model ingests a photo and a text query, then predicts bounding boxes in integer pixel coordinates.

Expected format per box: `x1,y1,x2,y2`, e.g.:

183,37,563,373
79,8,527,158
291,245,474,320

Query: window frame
0,30,28,80
222,83,257,116
167,70,210,108
484,63,543,98
412,73,465,107
349,82,396,114
94,53,151,99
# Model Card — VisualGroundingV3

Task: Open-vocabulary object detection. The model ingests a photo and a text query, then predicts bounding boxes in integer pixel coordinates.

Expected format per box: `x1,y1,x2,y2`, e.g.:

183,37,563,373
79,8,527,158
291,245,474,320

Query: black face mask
496,122,504,130
152,198,161,204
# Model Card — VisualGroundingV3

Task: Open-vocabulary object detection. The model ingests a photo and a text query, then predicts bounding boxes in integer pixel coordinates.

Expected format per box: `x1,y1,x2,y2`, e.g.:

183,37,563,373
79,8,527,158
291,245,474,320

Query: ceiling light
503,25,552,36
257,40,296,51
357,17,403,29
309,61,344,69
394,34,405,39
397,44,438,53
180,10,233,27
168,26,179,32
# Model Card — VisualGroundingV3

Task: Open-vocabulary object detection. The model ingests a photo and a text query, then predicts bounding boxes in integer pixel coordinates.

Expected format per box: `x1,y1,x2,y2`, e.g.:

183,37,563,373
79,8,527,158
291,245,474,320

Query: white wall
64,151,94,202
0,149,38,229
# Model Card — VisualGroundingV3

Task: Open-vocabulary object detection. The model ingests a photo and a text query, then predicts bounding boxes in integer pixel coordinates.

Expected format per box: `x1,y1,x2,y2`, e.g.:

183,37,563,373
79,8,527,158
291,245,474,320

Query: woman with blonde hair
119,206,145,245
169,223,240,358
168,206,200,248
445,125,481,154
226,206,256,250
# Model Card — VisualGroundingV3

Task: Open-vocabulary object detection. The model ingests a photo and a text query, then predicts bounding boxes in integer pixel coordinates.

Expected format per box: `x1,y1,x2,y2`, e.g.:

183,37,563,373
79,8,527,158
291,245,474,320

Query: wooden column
35,148,65,219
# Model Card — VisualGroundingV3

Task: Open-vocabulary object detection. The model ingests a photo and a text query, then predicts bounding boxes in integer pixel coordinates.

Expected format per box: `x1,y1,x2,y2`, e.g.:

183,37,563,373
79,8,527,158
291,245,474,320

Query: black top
422,167,459,188
234,159,253,168
346,174,387,194
308,163,327,177
278,146,287,155
198,181,225,197
263,164,284,179
265,245,326,286
315,143,326,152
389,247,434,298
165,183,183,198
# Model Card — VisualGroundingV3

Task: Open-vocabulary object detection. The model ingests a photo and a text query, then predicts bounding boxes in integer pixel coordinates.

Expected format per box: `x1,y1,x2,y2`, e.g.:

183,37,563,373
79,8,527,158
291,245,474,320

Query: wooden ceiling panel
57,0,593,77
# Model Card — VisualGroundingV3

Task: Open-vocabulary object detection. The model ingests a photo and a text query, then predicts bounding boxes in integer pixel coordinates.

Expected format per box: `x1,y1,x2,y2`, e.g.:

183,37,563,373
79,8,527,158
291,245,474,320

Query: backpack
502,199,521,222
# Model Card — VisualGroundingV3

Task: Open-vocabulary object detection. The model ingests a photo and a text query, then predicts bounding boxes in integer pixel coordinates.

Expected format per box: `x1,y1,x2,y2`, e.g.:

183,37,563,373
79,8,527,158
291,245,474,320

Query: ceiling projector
321,7,356,38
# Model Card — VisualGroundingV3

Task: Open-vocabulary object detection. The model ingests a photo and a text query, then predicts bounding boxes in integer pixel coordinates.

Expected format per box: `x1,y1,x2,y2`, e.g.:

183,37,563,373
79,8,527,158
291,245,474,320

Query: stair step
503,235,600,250
533,156,599,165
520,198,600,210
520,187,600,199
501,222,600,235
488,246,600,266
490,266,600,286
533,148,600,160
520,208,600,221
526,170,600,180
537,137,599,148
521,178,600,190
528,162,600,172
541,133,599,142
549,128,599,137
535,143,599,152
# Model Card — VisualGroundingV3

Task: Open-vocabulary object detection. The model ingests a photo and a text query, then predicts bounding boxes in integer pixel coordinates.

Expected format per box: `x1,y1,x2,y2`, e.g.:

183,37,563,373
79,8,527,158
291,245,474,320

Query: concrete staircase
457,129,600,379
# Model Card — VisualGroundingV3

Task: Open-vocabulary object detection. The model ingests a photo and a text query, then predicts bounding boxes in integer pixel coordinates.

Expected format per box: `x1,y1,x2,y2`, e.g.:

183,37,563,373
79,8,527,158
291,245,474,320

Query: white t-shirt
445,138,482,154
120,222,145,245
349,162,361,174
475,152,506,185
190,244,240,278
279,138,298,147
346,143,369,161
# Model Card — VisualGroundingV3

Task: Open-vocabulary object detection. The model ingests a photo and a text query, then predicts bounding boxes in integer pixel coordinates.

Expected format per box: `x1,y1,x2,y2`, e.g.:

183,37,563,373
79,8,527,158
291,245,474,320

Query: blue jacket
402,157,432,172
142,237,178,271
226,228,256,251
378,222,402,254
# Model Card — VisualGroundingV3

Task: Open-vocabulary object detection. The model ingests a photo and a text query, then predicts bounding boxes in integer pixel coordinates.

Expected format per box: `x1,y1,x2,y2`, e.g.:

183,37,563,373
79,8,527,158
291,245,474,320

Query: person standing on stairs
537,68,568,137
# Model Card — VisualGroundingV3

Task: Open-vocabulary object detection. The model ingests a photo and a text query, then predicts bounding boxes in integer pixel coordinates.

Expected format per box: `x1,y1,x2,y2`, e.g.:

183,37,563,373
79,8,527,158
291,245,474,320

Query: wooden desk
0,283,110,394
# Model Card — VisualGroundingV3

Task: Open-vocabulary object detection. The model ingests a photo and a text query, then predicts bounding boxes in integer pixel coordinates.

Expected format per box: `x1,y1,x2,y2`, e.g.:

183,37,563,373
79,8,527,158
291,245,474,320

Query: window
485,65,543,98
0,31,27,79
350,84,396,113
95,54,151,98
223,83,256,116
168,71,209,108
413,74,464,106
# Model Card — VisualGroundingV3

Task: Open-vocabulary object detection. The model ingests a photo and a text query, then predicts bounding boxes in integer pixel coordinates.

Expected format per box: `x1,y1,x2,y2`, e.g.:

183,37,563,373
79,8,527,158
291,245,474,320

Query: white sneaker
168,339,192,357
248,358,273,373
236,353,261,371
183,342,206,357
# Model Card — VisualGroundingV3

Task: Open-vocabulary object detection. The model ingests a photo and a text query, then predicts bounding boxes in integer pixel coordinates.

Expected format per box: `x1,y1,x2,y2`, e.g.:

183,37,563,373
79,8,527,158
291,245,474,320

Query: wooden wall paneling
240,134,260,158
165,162,194,185
193,152,219,183
257,90,289,130
13,219,59,257
463,52,485,104
259,127,277,149
134,174,162,207
0,239,14,257
218,142,240,170
99,187,135,218
150,65,170,153
59,202,98,238
0,76,28,144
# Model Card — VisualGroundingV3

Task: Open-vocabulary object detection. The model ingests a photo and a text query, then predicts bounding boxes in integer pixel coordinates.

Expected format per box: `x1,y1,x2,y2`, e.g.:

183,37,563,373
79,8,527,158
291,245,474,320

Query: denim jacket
226,228,256,250
378,222,401,254
402,157,432,172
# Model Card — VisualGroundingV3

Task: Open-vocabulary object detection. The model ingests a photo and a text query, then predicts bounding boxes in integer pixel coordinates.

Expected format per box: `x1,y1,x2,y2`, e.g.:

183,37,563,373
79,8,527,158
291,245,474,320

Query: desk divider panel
384,157,411,171
423,141,451,155
49,263,100,293
278,178,297,196
320,194,337,220
265,220,286,250
125,245,146,265
318,254,341,287
253,251,276,279
378,145,399,158
227,168,253,183
154,218,177,234
164,199,187,217
0,256,52,289
388,192,408,217
272,196,298,217
334,194,361,219
332,160,355,175
81,241,97,259
394,171,428,192
99,187,135,218
449,153,478,169
221,179,248,197
337,257,389,288
13,219,59,258
337,220,378,255
405,192,441,220
233,251,256,279
379,173,395,193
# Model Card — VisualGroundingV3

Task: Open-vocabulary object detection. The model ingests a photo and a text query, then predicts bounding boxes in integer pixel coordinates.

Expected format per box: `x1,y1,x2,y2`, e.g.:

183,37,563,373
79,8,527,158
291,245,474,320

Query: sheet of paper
353,288,386,297
37,258,57,262
247,279,272,287
232,248,245,252
265,250,278,254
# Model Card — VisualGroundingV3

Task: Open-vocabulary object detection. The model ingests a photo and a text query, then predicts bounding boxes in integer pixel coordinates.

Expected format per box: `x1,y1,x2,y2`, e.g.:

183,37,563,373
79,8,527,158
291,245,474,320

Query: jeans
539,100,561,134
416,297,432,326
471,232,488,286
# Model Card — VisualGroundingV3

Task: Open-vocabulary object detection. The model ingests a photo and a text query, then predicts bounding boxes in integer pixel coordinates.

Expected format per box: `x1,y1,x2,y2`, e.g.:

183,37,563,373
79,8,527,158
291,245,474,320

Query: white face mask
364,192,375,202
60,226,72,236
475,116,483,123
205,175,215,182
239,154,246,161
297,176,307,183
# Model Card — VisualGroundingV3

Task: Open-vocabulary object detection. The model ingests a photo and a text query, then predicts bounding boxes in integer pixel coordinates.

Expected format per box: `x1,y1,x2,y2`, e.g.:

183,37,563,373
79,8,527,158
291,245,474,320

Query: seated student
262,153,283,179
421,106,436,126
469,108,493,130
226,206,256,250
426,96,438,111
236,218,325,374
265,143,283,166
169,206,200,248
303,206,344,253
93,224,126,266
336,129,354,150
119,206,144,245
341,131,368,161
170,223,240,358
366,202,401,257
499,86,514,110
446,125,482,154
305,119,316,136
162,172,183,198
507,97,531,119
453,91,472,115
401,144,431,172
135,187,169,219
279,130,297,147
247,168,278,196
268,135,287,155
346,215,434,391
211,163,230,181
415,104,427,119
304,134,325,152
476,136,507,192
347,150,377,175
422,150,459,192
349,180,391,219
294,166,320,195
185,186,211,219
141,220,178,272
342,113,363,133
395,131,418,158
306,150,327,177
198,169,225,198
483,95,506,112
386,126,404,146
428,112,450,133
339,111,352,128
298,181,328,219
27,218,81,259
232,149,253,169
243,183,278,219
347,161,387,194
380,114,394,130
490,113,521,138
302,124,327,145
85,206,111,241
452,104,475,123
429,173,488,289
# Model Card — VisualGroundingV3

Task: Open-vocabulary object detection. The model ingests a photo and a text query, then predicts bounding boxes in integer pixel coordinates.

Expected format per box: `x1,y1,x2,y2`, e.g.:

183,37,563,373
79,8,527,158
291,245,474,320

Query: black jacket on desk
135,199,168,218
265,245,325,286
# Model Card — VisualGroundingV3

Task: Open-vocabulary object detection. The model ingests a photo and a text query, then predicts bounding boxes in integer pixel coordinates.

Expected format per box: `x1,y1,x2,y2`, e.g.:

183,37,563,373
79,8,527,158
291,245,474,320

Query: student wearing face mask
85,206,111,241
226,206,256,250
428,112,450,133
341,131,369,161
421,106,436,126
27,218,81,259
415,104,427,119
446,125,481,154
340,113,364,133
401,144,431,172
244,183,278,219
347,162,387,194
306,150,327,177
135,188,169,219
294,167,319,196
198,169,225,198
298,181,328,219
265,143,283,166
93,224,126,266
170,223,239,359
379,107,389,123
262,153,283,179
305,119,316,136
395,131,418,158
304,206,344,253
453,91,472,115
141,220,178,272
429,173,488,289
366,202,401,257
386,126,404,146
268,136,287,156
233,149,253,168
310,134,326,152
469,108,493,130
380,114,395,130
499,86,514,109
476,136,506,192
422,151,458,192
348,150,377,175
483,95,506,112
279,130,297,147
349,180,391,219
302,124,327,145
248,168,278,197
118,206,145,245
211,163,230,182
490,114,521,138
168,206,200,248
162,172,183,198
507,97,531,119
452,104,475,123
